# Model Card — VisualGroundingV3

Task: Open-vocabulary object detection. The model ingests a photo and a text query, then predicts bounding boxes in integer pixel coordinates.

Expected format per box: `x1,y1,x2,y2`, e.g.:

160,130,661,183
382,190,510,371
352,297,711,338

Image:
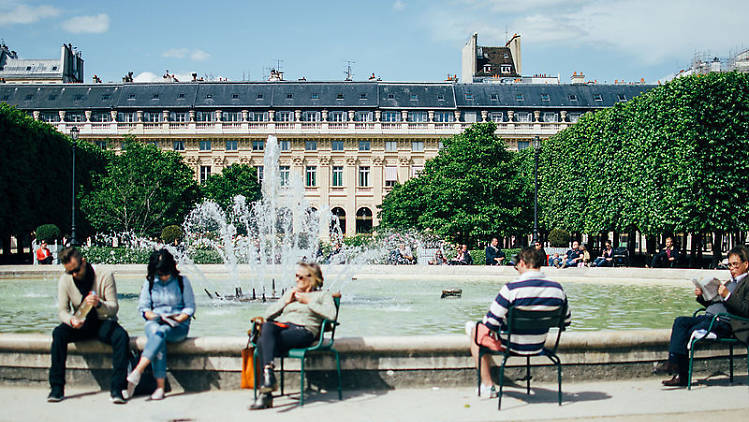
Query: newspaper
692,277,722,302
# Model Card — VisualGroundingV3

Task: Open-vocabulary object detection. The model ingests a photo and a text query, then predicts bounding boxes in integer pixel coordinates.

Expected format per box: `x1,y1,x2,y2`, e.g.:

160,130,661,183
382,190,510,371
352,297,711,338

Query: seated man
36,241,53,265
548,252,563,268
650,237,680,268
534,241,547,266
485,238,506,265
655,245,749,386
561,241,582,268
394,244,414,265
593,240,614,267
48,247,130,403
448,244,473,265
467,247,571,396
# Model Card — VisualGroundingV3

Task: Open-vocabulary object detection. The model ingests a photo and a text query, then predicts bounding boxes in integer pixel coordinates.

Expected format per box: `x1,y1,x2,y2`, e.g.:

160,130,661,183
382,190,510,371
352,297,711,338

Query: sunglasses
65,263,82,275
296,273,312,279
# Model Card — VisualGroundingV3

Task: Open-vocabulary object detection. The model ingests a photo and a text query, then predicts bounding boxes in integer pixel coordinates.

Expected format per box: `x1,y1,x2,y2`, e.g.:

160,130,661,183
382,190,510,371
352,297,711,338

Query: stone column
344,156,357,237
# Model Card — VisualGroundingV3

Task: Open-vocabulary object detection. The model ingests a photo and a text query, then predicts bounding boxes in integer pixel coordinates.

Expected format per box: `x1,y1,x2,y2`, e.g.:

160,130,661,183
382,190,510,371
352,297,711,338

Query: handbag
240,337,255,389
476,322,505,351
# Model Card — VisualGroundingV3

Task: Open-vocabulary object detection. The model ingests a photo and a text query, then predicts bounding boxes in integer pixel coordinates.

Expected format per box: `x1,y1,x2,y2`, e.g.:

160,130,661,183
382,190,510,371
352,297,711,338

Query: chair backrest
506,302,568,352
328,294,341,341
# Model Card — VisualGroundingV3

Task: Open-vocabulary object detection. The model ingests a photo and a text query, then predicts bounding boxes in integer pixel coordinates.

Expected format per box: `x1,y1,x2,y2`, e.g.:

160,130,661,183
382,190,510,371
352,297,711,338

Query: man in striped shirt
469,247,571,397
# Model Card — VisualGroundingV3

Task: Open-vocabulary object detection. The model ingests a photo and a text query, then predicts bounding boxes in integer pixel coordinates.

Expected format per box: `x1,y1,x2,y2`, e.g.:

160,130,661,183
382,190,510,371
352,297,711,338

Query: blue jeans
142,320,190,379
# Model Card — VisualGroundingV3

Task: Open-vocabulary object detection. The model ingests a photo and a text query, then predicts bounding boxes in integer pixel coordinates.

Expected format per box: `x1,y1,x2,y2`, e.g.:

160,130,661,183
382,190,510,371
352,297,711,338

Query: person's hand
668,257,675,261
144,311,159,320
70,317,84,329
718,284,729,299
85,292,99,308
174,313,189,323
286,290,297,305
694,287,703,297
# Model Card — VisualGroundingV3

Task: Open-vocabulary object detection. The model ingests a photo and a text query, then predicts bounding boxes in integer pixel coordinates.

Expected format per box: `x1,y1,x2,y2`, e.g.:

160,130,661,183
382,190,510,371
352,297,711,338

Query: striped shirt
483,270,571,355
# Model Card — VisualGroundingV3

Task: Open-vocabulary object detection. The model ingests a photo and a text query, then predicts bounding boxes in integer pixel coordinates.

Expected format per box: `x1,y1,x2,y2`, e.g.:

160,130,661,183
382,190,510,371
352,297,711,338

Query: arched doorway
331,207,346,235
356,207,373,234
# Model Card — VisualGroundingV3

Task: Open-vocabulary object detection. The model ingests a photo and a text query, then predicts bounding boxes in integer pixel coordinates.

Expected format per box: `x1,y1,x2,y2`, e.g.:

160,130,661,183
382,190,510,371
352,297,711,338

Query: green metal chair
475,302,568,410
687,308,749,390
252,294,342,406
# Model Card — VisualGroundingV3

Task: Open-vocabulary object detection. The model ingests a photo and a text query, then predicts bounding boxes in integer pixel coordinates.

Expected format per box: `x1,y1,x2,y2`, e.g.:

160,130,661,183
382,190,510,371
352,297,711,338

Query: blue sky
1,0,747,84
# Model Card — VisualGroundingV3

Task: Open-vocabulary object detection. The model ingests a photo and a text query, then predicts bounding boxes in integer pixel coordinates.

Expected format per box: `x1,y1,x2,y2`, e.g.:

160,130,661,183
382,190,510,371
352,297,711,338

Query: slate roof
0,81,654,111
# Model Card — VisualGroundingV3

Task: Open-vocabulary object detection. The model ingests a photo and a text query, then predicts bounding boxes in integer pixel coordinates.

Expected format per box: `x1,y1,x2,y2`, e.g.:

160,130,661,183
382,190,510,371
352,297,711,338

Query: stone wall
1,330,745,391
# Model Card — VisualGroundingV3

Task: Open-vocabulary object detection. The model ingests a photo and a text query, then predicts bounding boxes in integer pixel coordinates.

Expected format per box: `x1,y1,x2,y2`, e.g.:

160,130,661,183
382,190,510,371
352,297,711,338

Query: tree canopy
80,140,200,237
201,164,262,211
379,122,532,244
536,72,749,237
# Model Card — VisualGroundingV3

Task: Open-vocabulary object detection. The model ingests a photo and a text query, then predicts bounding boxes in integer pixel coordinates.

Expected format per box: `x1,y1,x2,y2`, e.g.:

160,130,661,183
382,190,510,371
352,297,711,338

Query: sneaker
126,370,141,399
47,386,64,403
150,387,165,401
477,384,498,398
110,391,127,404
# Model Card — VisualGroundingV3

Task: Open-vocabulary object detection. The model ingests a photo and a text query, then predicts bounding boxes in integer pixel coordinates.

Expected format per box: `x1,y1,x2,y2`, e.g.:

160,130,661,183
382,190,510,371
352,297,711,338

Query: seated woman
126,249,195,400
593,241,614,267
251,262,337,410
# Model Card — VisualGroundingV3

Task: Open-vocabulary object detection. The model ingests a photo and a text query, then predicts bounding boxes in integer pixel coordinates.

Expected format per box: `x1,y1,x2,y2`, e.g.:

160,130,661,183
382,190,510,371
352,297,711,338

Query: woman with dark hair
250,262,337,410
126,249,195,400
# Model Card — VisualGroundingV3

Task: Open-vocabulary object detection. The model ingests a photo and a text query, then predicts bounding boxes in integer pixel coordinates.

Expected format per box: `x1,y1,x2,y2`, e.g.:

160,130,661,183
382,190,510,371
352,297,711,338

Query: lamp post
70,126,79,247
532,135,541,244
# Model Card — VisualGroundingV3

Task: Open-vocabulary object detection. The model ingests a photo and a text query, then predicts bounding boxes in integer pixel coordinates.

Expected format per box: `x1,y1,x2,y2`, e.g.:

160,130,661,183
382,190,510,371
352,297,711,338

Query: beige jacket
57,265,119,324
264,290,337,337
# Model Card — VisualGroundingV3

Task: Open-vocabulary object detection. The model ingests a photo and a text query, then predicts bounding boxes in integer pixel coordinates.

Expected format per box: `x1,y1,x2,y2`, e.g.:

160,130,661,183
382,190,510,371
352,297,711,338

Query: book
692,277,722,302
158,313,183,328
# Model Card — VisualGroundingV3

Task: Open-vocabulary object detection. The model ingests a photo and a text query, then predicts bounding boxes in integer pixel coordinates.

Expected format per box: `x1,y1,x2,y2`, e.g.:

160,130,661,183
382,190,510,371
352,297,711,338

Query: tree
379,122,532,244
80,139,200,237
201,164,262,211
0,104,106,258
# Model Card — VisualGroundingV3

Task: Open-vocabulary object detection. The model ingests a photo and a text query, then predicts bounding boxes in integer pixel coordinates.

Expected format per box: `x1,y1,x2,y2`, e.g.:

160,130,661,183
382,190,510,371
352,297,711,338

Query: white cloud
0,1,60,26
61,13,109,34
423,0,749,65
133,71,201,83
162,48,211,61
393,0,405,11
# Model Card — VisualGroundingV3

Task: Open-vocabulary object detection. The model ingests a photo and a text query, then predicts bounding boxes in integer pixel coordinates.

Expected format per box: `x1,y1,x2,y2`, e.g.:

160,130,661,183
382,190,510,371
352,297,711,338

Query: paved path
3,377,748,422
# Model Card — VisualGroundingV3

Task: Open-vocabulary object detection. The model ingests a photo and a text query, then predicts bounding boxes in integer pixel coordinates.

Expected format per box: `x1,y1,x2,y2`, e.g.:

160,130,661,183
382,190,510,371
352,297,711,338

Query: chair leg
476,350,483,397
688,342,696,390
498,355,509,410
525,356,531,395
729,344,734,383
280,358,285,396
552,355,562,406
299,358,305,406
334,350,342,401
253,349,259,400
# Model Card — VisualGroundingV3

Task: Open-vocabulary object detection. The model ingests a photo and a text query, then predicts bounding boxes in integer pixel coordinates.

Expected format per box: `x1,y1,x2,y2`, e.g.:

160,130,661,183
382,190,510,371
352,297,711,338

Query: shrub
548,229,570,247
188,248,223,264
161,225,183,244
35,224,61,242
81,246,151,264
470,249,485,265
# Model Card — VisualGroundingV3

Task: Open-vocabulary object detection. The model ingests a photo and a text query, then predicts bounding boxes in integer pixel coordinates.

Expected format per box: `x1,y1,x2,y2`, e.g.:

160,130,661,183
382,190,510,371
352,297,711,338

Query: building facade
0,43,84,84
0,81,652,236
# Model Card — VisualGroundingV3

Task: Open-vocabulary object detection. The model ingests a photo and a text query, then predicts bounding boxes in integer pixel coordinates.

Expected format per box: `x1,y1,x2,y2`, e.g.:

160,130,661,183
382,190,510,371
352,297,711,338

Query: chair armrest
717,312,749,323
692,308,707,317
307,319,334,351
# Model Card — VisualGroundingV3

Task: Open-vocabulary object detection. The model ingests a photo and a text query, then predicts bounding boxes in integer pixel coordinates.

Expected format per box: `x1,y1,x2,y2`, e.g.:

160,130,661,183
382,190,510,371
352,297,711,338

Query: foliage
35,224,61,242
342,233,375,248
534,72,749,236
468,247,520,265
161,225,183,244
201,164,262,211
80,246,151,265
187,248,224,264
548,229,571,247
0,104,107,242
80,139,200,237
379,122,532,244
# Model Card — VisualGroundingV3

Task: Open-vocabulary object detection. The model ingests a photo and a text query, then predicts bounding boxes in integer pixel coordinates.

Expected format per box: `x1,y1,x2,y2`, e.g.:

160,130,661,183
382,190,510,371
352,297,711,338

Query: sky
1,0,747,84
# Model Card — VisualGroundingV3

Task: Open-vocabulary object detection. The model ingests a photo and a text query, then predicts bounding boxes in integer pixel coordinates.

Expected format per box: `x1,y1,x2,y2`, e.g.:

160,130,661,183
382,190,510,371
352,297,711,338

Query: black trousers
651,252,675,268
668,314,732,372
258,321,315,367
49,319,130,394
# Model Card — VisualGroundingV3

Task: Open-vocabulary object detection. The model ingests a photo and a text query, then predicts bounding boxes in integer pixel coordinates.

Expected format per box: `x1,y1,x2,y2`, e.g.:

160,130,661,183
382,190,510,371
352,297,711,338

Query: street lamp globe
532,135,541,150
70,125,79,141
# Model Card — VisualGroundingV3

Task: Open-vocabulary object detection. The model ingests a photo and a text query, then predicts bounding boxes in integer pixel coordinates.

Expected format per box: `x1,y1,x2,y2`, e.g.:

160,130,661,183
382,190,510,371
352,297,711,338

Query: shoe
662,374,688,387
653,361,677,375
47,386,64,403
126,370,141,399
249,393,273,410
110,391,127,404
260,366,278,393
150,388,165,401
477,384,498,398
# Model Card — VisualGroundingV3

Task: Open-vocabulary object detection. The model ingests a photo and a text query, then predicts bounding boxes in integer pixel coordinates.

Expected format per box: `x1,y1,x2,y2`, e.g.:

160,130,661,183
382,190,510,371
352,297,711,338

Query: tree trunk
713,230,724,267
1,234,10,257
628,229,637,255
646,235,656,256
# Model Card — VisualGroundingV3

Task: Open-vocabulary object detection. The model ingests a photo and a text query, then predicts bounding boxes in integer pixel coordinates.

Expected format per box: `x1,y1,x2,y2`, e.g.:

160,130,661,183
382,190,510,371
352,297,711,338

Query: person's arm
137,279,155,319
305,291,337,321
57,276,75,325
264,289,292,320
483,286,510,331
179,276,196,317
95,271,119,318
724,282,749,317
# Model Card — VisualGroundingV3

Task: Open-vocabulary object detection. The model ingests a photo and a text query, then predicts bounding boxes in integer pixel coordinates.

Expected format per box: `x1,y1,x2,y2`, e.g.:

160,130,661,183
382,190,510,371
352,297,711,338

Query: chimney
570,72,585,85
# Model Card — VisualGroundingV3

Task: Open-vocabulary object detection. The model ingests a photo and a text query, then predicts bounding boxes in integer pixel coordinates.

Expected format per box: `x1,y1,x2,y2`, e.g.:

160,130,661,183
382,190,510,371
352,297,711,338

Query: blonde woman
250,262,337,410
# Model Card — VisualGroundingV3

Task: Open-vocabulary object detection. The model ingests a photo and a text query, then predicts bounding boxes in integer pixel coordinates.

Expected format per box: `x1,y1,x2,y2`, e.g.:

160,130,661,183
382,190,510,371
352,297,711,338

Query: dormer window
483,64,492,73
410,94,418,101
232,93,239,99
360,93,367,99
490,94,498,101
569,94,578,102
286,93,293,99
541,93,550,102
152,94,159,100
437,94,444,101
336,93,344,100
48,94,57,100
465,93,473,100
617,94,627,101
515,94,524,102
128,94,136,100
387,93,394,99
594,94,603,102
101,94,111,100
501,65,511,74
311,93,319,100
257,93,264,100
178,93,185,99
206,94,213,99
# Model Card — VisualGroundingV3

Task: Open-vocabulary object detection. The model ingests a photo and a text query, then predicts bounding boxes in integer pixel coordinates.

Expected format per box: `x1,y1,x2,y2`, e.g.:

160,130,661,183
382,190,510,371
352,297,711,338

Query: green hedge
81,246,151,264
470,248,521,265
35,224,61,242
187,249,224,264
